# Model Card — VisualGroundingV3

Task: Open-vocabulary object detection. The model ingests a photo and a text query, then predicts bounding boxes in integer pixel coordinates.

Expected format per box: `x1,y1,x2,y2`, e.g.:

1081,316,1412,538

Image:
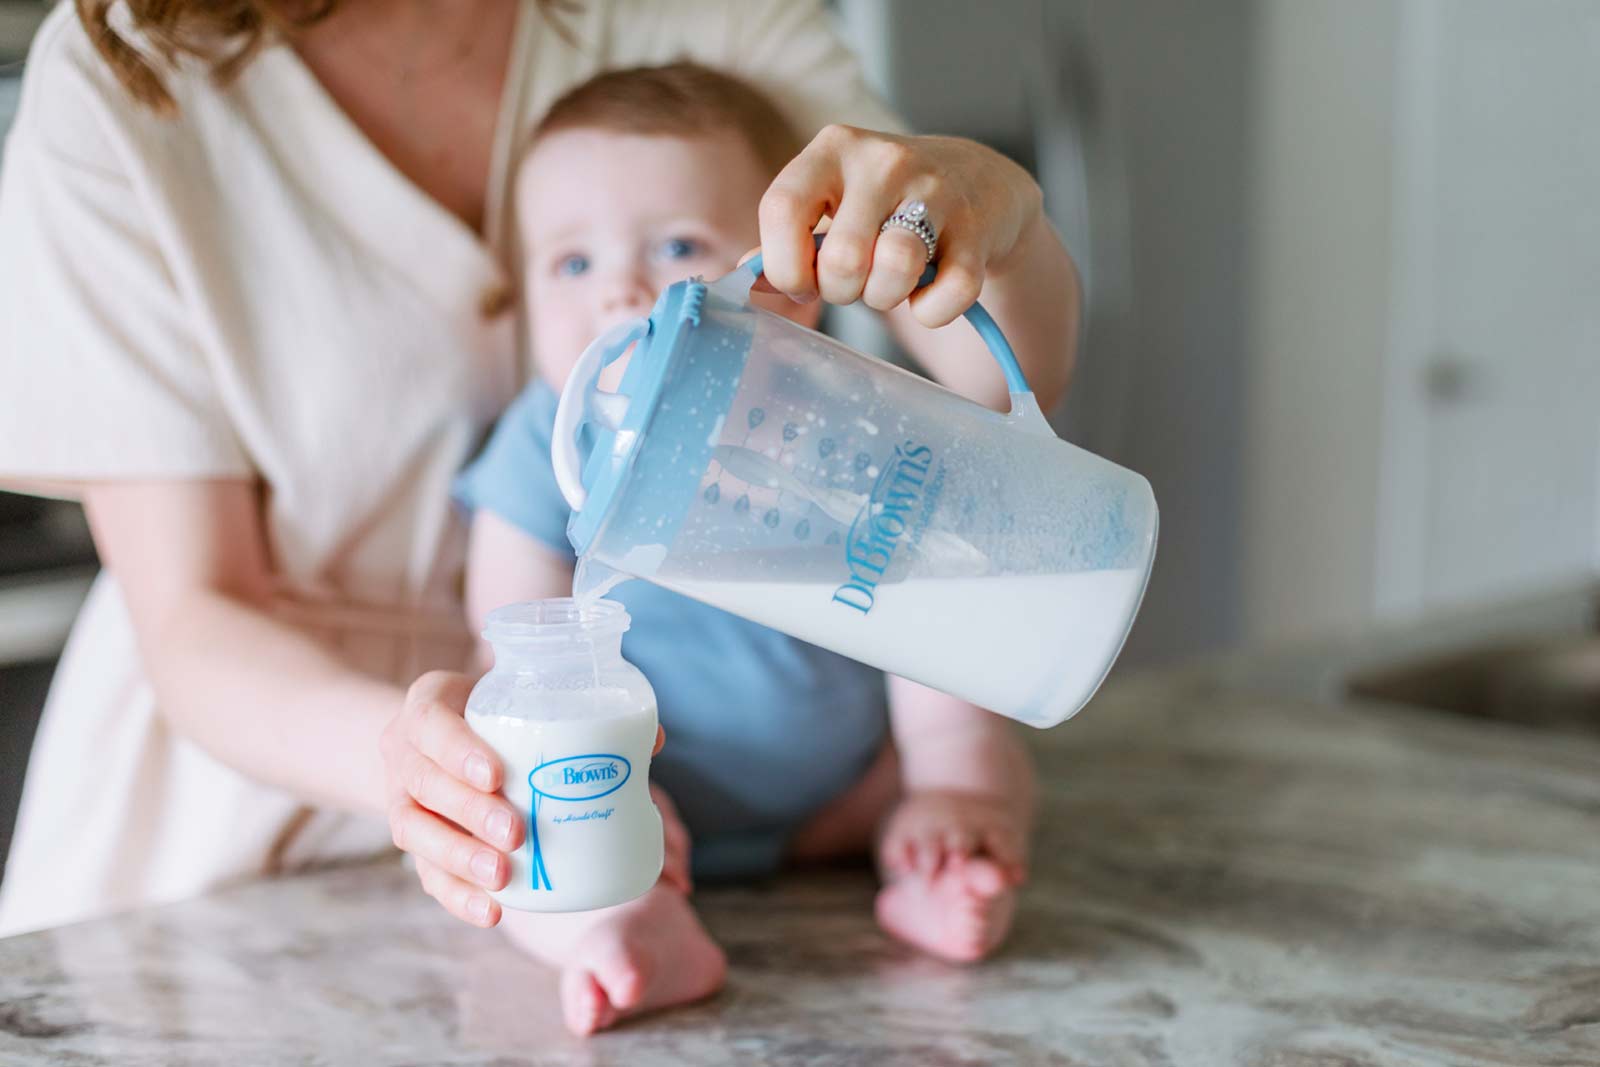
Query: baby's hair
530,62,804,179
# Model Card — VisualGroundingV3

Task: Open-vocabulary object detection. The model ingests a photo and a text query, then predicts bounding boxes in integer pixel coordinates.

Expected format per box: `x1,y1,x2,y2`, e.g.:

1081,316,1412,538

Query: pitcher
550,249,1157,728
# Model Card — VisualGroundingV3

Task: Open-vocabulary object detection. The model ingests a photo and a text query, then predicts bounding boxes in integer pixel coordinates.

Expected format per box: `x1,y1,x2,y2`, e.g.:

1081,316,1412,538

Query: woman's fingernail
468,895,490,923
471,849,499,886
465,754,493,789
487,810,513,846
793,290,817,305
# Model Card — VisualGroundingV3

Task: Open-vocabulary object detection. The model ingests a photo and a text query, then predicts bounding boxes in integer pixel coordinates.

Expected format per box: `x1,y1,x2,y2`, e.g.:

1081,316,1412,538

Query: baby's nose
600,270,653,315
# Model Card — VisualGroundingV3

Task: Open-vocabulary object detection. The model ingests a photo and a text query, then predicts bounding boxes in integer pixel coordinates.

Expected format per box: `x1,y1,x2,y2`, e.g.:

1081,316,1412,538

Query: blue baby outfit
455,381,888,880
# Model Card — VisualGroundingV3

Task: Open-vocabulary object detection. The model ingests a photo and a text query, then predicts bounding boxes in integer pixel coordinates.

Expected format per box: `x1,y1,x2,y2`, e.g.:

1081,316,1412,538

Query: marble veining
2,667,1598,1065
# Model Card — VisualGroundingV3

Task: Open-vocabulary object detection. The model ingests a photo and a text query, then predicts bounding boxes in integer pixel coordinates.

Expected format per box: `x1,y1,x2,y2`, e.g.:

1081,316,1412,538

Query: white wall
1241,1,1400,643
1070,1,1256,664
1242,0,1600,642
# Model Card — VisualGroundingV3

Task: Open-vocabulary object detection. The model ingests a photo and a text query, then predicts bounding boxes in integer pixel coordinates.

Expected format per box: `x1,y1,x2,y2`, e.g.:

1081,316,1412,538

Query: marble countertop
4,620,1600,1064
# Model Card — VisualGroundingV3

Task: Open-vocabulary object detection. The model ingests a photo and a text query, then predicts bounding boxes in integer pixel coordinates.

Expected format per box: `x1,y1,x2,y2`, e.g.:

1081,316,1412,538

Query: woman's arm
82,480,527,928
82,480,398,814
884,207,1080,412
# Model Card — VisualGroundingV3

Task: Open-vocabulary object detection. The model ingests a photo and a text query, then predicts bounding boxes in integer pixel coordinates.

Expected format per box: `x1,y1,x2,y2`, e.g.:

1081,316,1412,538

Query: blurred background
1,0,1597,878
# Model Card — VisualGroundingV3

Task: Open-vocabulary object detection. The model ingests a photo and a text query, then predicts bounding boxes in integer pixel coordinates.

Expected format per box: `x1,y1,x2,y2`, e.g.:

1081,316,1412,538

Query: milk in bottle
464,599,663,913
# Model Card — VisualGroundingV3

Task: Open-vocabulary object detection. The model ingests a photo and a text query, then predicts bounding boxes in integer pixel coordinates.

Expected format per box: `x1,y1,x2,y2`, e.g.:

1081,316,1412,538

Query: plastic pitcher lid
553,236,1036,559
554,276,708,555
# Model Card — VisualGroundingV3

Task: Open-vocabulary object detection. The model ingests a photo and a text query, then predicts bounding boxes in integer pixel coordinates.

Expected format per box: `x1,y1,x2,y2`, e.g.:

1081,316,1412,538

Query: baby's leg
499,786,725,1036
786,740,901,862
874,677,1035,963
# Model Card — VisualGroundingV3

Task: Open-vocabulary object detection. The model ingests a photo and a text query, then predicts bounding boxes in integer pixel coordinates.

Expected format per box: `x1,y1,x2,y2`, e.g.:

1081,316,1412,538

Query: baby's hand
652,783,693,896
878,790,1028,885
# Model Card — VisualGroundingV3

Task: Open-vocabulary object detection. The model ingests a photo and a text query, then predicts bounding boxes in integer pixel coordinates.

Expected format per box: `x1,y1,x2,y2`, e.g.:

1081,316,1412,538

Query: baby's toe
884,834,916,876
590,944,650,1011
953,855,1011,900
559,970,615,1037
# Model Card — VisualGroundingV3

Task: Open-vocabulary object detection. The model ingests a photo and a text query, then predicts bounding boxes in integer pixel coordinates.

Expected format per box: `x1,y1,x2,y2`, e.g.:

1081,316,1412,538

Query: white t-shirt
0,0,898,935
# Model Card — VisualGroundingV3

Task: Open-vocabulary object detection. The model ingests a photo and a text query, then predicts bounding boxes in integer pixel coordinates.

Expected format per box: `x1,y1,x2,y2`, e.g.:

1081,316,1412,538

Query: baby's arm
882,675,1036,882
465,509,575,668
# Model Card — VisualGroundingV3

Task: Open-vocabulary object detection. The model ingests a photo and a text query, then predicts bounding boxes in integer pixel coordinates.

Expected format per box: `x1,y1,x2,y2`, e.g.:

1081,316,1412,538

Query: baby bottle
464,599,663,913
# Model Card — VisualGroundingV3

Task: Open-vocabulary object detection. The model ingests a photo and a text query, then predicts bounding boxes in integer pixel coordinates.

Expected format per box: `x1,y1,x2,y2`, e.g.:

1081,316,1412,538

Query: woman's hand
381,670,668,927
756,126,1045,328
381,671,520,927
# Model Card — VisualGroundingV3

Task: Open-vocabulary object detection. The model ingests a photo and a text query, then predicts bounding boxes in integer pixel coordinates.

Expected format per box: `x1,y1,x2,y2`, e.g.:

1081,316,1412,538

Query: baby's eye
556,254,590,277
657,237,703,261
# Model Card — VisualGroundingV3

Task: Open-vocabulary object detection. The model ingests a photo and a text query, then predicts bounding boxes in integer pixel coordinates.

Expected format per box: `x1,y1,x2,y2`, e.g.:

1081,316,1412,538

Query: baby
454,63,1036,1036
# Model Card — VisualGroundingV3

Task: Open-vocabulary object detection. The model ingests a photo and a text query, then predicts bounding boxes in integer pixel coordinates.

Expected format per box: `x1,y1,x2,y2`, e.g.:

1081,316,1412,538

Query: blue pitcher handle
725,232,1034,397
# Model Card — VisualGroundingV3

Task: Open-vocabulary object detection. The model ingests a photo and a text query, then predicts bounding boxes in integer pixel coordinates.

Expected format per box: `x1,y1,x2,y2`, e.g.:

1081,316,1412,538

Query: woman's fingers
908,247,987,330
402,671,500,792
383,668,525,931
386,670,521,851
392,796,510,895
861,224,933,312
815,149,902,305
755,126,1042,328
397,747,520,851
758,128,850,301
844,144,940,310
415,854,502,928
756,124,979,320
812,131,940,309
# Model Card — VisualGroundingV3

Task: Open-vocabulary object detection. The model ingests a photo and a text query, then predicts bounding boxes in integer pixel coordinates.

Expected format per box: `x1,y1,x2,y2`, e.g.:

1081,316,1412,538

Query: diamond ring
879,199,937,263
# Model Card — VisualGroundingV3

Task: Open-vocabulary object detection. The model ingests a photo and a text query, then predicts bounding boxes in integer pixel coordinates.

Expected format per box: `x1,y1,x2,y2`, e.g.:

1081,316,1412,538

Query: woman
0,0,1078,940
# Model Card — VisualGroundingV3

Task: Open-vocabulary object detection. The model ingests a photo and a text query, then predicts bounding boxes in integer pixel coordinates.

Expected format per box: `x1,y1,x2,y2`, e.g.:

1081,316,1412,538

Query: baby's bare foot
556,884,727,1036
877,789,1028,884
875,854,1016,963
